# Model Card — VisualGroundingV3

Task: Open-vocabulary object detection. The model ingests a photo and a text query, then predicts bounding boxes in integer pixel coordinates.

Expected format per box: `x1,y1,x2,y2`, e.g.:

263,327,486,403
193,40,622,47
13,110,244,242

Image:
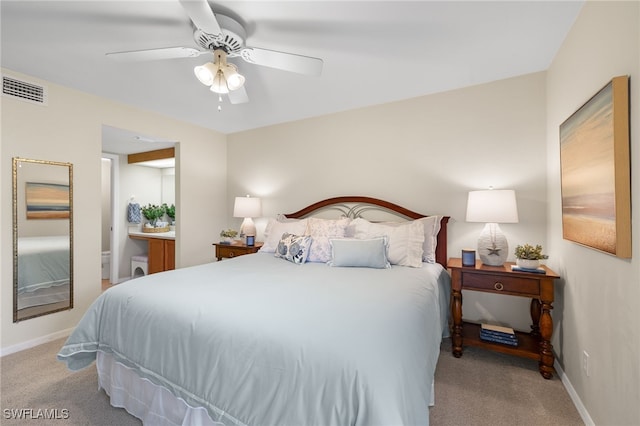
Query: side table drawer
217,246,244,259
462,273,539,296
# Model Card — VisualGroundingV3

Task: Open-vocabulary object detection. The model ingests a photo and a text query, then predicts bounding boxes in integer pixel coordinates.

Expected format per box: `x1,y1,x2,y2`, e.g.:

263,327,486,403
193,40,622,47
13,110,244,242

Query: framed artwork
559,76,631,258
25,182,70,219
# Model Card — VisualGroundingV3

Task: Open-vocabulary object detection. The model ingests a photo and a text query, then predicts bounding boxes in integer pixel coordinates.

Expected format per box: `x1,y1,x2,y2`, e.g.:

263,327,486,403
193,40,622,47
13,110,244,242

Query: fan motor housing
194,14,246,56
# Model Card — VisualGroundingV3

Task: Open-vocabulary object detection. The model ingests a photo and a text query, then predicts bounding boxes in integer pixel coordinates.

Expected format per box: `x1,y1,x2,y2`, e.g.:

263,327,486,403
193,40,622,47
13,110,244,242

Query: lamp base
477,223,508,266
240,217,256,238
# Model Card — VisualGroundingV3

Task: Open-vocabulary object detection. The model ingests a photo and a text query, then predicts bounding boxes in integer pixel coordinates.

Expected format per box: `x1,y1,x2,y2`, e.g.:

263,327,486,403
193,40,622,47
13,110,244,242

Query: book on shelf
479,323,518,346
511,265,546,274
480,332,519,346
481,323,515,335
480,328,517,340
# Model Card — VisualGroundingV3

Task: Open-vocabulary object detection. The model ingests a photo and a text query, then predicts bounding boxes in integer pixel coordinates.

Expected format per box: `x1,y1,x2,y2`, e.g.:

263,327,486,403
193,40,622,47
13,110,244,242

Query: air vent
2,76,47,105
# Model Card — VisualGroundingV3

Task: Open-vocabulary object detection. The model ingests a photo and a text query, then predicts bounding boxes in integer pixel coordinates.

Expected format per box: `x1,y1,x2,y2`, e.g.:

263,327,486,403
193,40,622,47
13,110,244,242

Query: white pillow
351,218,425,268
416,216,441,263
260,218,308,253
305,217,351,263
328,237,390,269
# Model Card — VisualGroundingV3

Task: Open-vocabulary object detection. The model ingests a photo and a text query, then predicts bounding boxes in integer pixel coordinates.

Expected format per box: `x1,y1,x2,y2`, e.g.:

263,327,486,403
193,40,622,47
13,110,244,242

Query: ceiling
2,1,583,152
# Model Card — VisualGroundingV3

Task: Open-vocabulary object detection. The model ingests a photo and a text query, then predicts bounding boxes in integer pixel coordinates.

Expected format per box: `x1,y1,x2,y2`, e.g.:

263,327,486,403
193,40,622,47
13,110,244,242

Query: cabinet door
148,238,165,274
165,240,175,271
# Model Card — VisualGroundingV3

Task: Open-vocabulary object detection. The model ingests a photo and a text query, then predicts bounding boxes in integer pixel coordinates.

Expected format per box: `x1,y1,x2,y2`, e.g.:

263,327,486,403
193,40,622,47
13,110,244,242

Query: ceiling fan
106,0,324,105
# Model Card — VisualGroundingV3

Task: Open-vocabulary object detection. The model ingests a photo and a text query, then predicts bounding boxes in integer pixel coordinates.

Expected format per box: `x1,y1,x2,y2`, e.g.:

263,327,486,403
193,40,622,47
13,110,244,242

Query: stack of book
480,323,518,346
510,265,546,274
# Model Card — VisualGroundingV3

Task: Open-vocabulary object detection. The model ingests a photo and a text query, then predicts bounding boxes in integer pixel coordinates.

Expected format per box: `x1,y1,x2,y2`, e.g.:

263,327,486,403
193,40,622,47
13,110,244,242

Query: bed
17,235,70,309
58,197,450,425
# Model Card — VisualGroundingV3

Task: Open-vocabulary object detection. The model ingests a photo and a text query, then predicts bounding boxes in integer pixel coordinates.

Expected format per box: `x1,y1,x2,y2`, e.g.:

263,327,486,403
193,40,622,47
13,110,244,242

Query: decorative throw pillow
350,218,425,268
260,218,308,253
328,237,390,269
274,233,312,264
305,217,351,263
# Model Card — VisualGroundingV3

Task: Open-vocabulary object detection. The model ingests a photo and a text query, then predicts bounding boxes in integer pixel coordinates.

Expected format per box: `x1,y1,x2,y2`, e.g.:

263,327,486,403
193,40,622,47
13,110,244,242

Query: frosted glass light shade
210,70,230,94
222,63,245,90
194,63,216,86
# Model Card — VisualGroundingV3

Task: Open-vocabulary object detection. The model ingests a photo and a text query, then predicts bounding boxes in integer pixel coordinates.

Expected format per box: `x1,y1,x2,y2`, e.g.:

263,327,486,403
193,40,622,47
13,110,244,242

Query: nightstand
213,242,263,261
447,257,560,379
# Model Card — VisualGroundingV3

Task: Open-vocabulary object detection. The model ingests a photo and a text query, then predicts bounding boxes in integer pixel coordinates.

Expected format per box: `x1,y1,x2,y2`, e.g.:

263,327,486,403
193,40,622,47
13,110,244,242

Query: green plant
141,204,166,224
220,229,238,238
163,203,175,220
514,244,548,260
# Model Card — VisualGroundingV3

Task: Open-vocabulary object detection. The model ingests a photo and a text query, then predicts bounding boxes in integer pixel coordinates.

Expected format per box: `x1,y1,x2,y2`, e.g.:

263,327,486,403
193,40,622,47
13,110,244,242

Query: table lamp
233,195,262,245
466,189,519,266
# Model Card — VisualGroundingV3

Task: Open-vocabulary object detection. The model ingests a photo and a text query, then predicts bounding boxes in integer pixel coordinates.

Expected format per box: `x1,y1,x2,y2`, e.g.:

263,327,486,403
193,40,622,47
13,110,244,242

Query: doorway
101,125,176,284
101,154,120,285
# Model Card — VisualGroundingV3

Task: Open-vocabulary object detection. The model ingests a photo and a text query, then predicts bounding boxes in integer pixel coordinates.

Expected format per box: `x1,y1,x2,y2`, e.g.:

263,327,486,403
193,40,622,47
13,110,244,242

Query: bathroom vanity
128,231,175,274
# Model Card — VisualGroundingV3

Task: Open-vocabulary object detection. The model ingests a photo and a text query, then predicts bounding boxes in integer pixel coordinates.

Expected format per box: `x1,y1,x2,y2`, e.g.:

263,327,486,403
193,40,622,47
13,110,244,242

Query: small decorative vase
516,259,540,269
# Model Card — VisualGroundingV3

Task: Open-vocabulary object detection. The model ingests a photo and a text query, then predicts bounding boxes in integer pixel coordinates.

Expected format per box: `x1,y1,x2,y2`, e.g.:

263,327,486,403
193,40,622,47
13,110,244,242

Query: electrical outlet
582,351,590,377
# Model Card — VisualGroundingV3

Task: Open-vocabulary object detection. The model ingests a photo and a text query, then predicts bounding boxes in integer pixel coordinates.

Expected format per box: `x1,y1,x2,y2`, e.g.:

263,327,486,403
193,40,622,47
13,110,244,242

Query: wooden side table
447,257,560,379
213,242,263,261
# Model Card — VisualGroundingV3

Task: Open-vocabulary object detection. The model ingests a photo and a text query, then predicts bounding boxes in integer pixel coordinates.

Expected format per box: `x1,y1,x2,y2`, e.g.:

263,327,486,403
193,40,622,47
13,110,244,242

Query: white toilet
131,255,148,278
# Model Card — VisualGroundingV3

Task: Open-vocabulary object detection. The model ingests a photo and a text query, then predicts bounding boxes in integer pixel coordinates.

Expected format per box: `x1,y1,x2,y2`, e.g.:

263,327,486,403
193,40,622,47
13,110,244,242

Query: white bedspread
59,253,450,426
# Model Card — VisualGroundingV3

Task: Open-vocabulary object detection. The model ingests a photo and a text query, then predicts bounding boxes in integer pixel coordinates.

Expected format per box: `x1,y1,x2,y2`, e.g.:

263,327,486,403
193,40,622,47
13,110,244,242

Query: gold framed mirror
13,157,73,322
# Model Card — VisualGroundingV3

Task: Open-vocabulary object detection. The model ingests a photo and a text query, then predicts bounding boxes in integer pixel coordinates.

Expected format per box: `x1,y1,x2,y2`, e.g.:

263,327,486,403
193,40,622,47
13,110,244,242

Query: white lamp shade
466,190,519,223
234,196,261,238
234,196,262,218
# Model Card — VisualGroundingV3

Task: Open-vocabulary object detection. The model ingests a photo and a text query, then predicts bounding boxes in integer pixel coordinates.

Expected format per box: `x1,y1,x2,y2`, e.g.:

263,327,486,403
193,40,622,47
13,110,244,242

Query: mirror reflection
13,157,73,322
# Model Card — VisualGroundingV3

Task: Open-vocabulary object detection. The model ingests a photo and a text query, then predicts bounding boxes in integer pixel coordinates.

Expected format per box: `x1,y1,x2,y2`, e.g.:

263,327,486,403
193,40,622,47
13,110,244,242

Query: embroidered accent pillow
305,217,351,263
274,233,312,264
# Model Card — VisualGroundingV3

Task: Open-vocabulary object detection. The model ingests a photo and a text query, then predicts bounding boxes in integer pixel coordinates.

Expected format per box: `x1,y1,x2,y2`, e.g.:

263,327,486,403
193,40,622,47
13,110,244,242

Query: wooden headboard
284,196,449,268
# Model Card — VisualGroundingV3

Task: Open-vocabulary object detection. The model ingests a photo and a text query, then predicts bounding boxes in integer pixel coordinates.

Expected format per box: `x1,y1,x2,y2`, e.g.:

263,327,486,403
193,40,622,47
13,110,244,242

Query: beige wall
1,69,227,351
546,2,639,424
228,72,550,332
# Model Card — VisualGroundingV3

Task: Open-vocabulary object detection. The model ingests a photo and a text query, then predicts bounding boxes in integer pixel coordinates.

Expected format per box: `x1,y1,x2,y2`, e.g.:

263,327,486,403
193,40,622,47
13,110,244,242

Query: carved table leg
538,299,554,379
530,298,541,338
452,288,463,358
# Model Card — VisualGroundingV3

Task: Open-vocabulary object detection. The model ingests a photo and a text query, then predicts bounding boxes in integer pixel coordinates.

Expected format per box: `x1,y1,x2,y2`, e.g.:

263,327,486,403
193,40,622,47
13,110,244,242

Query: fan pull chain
218,95,222,112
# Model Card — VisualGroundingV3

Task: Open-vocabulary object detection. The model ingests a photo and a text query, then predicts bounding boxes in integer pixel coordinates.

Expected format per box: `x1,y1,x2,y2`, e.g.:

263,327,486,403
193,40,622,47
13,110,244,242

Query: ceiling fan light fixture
210,69,229,94
222,63,245,90
194,62,216,86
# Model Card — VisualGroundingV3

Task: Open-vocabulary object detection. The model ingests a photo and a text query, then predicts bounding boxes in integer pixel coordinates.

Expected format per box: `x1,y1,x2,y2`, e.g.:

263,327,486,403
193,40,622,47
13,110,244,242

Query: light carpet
1,337,583,425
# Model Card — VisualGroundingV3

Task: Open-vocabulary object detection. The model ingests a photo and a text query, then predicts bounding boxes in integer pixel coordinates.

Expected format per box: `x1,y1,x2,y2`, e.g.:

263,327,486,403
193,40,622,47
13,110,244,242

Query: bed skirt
96,351,436,424
97,351,223,426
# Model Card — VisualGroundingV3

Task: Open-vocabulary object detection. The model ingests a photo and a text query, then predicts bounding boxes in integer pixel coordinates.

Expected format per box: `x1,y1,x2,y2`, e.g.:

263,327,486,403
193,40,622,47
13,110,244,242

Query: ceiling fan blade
228,86,249,104
179,0,223,38
106,47,205,62
240,47,323,76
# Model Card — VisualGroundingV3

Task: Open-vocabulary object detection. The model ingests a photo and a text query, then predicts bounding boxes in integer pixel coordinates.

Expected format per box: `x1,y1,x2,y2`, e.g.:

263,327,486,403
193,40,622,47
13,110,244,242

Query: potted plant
220,229,238,244
514,244,548,269
141,204,166,228
163,203,176,225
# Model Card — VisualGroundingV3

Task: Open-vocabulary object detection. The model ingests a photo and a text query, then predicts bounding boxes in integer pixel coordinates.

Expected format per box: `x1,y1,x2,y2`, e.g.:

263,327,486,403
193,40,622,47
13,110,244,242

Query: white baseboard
0,327,74,357
555,360,594,426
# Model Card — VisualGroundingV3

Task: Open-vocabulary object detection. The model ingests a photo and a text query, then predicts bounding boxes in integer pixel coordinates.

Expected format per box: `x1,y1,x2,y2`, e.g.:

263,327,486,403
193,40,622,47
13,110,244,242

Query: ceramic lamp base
477,223,508,266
